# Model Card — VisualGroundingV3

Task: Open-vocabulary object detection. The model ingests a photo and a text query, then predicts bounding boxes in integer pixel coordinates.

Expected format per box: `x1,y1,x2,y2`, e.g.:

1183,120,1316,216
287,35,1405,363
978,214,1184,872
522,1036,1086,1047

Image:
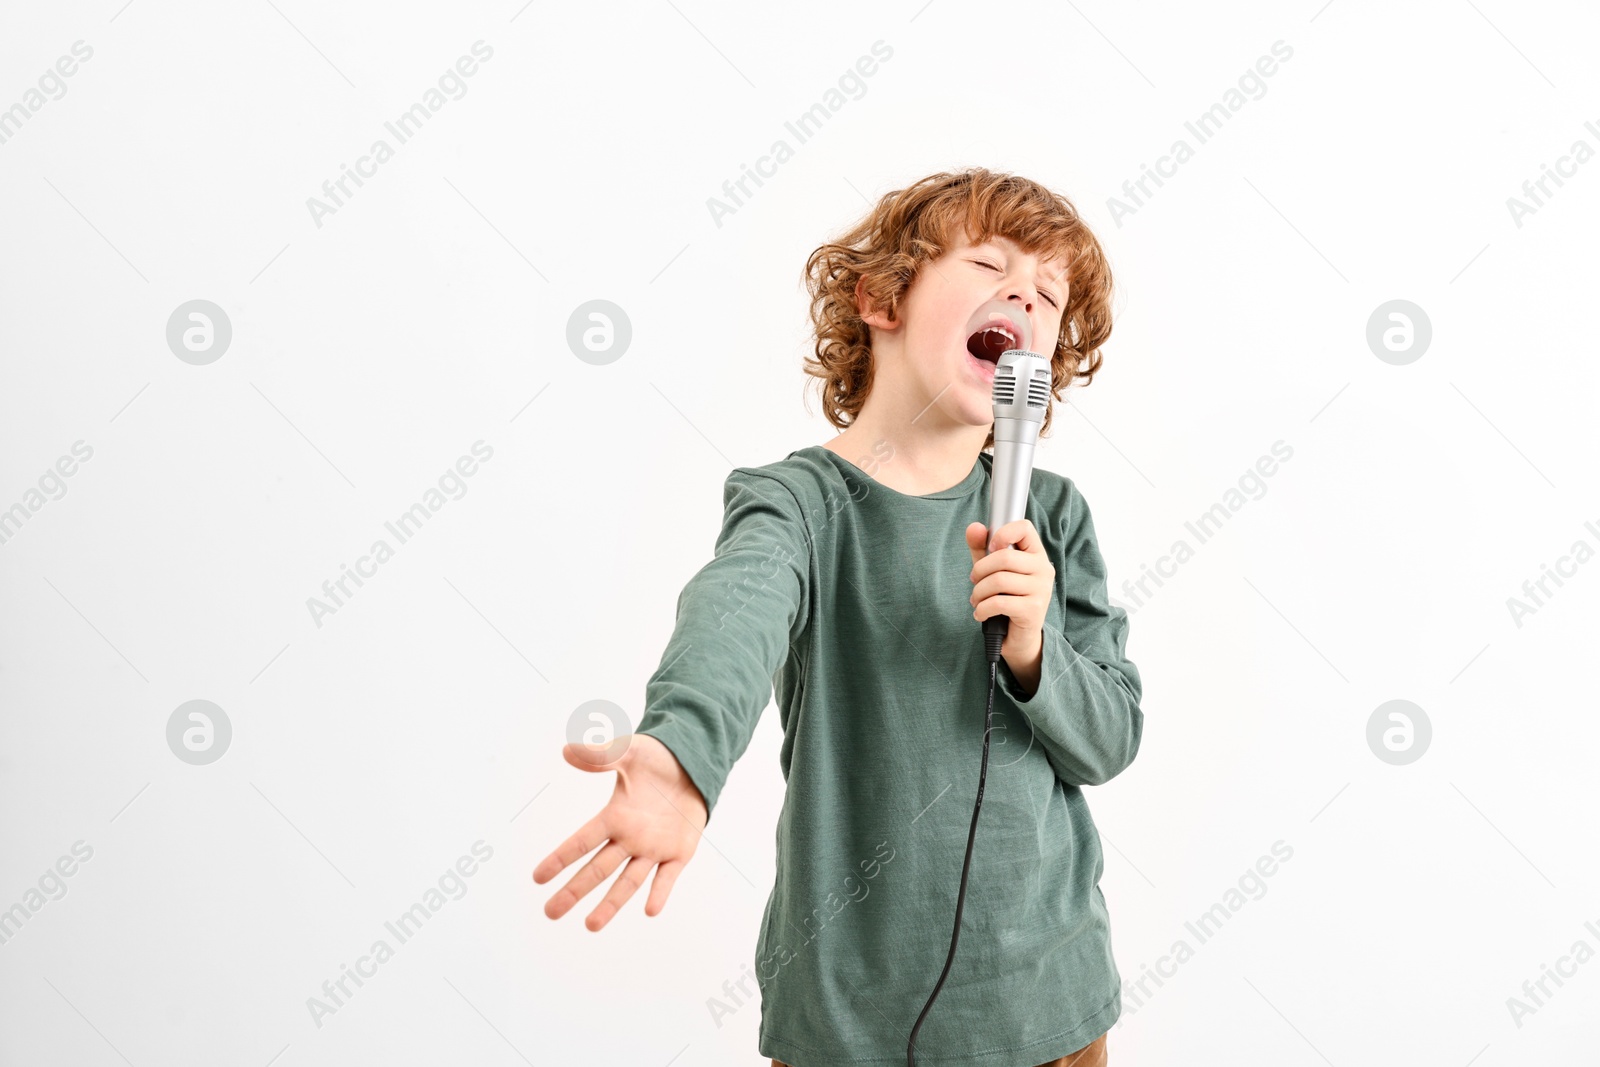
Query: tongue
967,328,1011,363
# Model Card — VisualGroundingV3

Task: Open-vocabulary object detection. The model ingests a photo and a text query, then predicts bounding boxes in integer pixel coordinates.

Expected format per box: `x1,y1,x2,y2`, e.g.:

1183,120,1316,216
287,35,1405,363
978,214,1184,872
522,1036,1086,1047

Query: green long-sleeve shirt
636,444,1144,1066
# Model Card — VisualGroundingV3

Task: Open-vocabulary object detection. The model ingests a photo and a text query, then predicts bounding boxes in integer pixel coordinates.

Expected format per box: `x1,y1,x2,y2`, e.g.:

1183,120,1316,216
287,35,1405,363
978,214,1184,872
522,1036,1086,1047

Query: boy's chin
950,395,997,428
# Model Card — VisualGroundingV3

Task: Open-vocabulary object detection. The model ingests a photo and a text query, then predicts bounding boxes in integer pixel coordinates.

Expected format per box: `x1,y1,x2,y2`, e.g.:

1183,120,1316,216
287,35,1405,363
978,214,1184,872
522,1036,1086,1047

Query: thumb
563,735,633,772
965,521,989,564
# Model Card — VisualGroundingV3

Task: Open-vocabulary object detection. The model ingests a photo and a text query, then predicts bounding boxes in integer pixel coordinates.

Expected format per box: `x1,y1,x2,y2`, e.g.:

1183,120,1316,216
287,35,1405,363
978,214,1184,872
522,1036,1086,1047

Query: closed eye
973,259,1059,309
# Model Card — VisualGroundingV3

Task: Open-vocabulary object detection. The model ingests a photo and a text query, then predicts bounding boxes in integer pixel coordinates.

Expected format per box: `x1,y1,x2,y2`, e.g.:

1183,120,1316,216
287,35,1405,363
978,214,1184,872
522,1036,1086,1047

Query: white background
2,1,1597,1064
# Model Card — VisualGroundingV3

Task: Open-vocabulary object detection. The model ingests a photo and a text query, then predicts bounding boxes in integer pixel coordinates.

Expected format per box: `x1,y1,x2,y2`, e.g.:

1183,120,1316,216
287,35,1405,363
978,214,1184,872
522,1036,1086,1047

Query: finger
970,545,1051,583
545,839,627,919
973,584,1038,621
645,859,685,917
970,571,1034,606
965,522,989,565
533,811,609,885
586,854,651,931
988,519,1041,554
562,738,630,772
974,592,1032,622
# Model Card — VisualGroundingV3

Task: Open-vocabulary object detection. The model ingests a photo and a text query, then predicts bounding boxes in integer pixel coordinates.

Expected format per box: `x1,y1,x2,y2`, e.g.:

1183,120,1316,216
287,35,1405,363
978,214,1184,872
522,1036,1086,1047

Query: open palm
532,733,708,931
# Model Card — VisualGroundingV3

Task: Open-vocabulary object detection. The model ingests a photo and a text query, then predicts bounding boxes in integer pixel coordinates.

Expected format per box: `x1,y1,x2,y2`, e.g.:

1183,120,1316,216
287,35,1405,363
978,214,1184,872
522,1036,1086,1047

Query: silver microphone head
987,348,1051,540
991,349,1052,428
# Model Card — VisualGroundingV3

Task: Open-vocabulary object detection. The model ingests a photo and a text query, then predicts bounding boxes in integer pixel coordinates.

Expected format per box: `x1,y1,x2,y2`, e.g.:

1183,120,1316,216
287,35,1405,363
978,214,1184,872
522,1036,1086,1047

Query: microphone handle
982,428,1039,650
982,612,1010,645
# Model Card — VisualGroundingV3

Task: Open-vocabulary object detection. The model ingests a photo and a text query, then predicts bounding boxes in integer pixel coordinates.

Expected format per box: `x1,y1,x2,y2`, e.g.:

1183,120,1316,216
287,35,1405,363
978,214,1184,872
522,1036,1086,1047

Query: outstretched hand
533,733,708,931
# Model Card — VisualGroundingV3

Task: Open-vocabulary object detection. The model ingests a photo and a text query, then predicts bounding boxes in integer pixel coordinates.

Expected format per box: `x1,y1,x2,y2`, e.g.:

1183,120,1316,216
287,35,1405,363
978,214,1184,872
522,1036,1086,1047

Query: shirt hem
758,988,1120,1066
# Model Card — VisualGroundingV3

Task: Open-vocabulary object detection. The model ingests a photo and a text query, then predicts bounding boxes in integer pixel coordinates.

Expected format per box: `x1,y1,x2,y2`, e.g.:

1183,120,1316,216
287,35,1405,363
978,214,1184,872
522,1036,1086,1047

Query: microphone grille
1026,369,1050,409
993,370,1016,406
993,362,1051,409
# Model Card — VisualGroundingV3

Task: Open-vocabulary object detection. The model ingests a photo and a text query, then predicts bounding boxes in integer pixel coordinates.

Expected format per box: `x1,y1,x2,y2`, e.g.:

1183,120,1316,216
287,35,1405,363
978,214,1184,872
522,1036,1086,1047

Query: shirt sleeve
634,469,811,824
993,480,1144,787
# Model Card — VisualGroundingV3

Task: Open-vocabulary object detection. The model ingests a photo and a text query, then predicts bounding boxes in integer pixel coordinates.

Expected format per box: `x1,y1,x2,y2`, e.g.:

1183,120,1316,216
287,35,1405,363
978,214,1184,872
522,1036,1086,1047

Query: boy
534,168,1143,1067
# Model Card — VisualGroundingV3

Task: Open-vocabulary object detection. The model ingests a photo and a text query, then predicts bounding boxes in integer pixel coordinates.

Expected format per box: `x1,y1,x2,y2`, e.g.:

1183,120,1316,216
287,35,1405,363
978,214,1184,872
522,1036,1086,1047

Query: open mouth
966,320,1023,364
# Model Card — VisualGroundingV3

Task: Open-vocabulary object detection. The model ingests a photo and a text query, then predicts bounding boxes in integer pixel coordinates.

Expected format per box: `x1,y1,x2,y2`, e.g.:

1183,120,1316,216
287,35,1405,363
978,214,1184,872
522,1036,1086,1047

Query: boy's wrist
1000,632,1044,698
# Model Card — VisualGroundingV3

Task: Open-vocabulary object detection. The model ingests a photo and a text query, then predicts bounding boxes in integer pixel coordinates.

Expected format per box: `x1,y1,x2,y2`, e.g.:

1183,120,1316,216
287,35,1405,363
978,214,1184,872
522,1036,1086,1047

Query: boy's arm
634,469,810,824
993,482,1143,787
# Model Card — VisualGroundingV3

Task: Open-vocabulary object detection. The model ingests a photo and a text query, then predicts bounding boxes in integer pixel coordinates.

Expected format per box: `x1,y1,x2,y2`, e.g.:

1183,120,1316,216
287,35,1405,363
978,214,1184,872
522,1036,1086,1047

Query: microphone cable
906,628,1007,1067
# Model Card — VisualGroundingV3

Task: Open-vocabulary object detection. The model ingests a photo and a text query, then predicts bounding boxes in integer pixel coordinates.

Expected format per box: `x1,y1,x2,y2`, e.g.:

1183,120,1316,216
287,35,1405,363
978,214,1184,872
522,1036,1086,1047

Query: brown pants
773,1028,1108,1067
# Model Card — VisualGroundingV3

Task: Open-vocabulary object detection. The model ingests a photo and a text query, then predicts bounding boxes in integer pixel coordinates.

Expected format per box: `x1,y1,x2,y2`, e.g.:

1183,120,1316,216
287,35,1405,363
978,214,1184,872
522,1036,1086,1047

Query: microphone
906,305,1053,1067
975,307,1051,665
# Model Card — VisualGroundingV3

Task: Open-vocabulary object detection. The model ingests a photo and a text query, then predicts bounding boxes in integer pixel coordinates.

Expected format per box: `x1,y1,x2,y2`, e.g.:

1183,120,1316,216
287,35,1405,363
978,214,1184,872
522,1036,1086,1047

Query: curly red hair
801,167,1116,452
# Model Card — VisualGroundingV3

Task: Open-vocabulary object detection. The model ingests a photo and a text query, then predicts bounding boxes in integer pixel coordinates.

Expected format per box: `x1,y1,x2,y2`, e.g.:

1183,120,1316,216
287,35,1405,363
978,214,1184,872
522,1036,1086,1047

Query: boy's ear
854,276,897,331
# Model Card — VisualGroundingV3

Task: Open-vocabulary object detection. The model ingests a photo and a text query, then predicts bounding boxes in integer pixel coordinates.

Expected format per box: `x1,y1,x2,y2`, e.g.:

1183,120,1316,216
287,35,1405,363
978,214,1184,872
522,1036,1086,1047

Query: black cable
907,627,1006,1067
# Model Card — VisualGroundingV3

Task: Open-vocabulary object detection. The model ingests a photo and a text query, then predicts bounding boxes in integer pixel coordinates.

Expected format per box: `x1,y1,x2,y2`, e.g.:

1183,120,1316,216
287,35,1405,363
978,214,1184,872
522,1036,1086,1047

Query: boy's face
861,230,1071,433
